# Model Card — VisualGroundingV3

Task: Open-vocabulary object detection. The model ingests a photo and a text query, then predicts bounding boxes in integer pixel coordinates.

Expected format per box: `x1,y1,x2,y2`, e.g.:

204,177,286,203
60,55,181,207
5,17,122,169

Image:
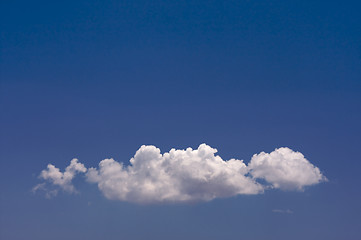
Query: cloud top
34,144,326,204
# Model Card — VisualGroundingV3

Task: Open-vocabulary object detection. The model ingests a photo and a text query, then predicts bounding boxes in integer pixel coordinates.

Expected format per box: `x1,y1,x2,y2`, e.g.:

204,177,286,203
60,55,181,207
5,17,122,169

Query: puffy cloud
38,158,87,193
248,147,327,191
34,144,327,204
86,144,263,204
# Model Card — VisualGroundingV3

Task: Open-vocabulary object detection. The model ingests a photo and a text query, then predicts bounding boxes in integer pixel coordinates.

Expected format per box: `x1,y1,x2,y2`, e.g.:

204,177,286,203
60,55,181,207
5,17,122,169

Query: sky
1,0,361,239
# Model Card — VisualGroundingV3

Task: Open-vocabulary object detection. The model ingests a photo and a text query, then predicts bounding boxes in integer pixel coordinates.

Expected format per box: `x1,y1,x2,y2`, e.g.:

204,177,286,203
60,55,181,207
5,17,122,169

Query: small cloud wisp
272,209,294,214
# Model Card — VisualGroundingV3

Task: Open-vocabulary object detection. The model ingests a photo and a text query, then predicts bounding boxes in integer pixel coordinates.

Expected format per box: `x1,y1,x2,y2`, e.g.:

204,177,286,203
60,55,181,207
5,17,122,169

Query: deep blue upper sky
1,1,361,239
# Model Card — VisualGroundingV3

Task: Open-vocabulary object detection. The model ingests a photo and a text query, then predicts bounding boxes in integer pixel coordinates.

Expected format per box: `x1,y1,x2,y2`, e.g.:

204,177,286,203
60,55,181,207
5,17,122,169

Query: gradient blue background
1,1,360,239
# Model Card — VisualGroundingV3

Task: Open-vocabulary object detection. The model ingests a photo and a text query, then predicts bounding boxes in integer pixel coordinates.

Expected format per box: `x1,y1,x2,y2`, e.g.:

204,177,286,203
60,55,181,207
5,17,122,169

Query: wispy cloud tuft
37,159,86,194
272,209,294,214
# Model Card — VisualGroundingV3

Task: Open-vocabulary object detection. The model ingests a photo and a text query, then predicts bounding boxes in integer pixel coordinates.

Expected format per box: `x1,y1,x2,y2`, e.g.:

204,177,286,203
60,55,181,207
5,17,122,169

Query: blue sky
1,0,361,239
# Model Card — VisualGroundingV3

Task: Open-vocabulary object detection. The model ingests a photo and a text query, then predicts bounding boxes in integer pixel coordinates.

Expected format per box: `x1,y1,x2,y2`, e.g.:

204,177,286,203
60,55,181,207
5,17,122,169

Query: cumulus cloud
248,148,327,191
86,144,263,203
34,144,327,204
37,158,86,194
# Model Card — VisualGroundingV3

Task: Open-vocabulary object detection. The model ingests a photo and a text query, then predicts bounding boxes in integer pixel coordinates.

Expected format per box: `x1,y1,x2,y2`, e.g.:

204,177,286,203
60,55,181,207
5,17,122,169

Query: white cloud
86,144,263,204
34,144,327,204
248,147,327,191
39,158,87,193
